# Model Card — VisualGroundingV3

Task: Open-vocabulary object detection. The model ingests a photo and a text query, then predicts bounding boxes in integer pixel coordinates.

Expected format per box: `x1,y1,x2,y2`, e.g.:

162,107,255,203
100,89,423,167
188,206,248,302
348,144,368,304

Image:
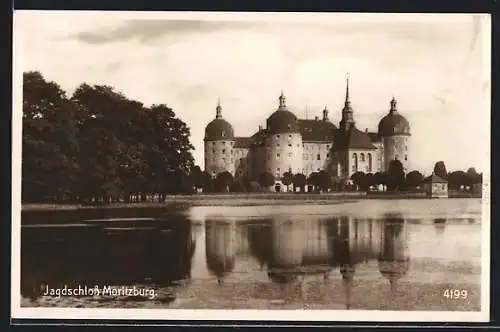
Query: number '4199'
443,289,468,299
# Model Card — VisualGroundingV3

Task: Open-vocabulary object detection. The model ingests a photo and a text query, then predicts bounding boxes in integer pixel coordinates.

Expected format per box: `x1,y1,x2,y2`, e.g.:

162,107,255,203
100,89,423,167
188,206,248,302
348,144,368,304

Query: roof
367,132,382,142
204,118,234,140
250,128,269,147
234,137,253,149
378,112,410,137
298,119,337,142
334,126,377,150
423,174,448,183
266,109,300,134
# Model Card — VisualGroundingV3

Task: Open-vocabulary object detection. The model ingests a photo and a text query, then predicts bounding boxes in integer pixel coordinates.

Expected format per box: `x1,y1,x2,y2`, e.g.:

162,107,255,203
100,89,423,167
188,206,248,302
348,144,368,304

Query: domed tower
264,92,303,183
378,97,411,172
204,100,235,177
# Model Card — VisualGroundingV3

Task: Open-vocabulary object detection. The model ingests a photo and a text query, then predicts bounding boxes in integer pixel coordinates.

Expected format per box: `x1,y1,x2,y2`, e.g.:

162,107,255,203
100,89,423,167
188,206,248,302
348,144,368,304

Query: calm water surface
21,199,482,311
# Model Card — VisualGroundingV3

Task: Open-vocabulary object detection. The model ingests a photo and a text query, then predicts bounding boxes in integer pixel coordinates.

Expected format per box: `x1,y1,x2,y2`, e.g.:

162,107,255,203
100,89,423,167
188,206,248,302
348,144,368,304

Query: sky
14,11,491,175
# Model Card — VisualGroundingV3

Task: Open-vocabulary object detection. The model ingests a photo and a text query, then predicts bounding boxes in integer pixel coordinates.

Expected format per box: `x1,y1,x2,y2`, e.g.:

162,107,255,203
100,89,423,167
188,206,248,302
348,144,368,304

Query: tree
374,172,387,189
200,171,214,193
317,170,331,192
433,161,448,180
466,167,482,186
405,170,424,190
307,172,321,192
22,71,79,203
190,166,204,191
387,160,405,191
258,172,275,190
292,173,307,192
350,171,367,191
447,170,468,190
216,171,234,192
282,171,293,191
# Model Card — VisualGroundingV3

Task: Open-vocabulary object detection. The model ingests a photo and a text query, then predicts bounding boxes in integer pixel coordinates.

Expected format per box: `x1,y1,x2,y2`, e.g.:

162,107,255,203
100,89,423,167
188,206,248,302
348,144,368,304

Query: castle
204,78,411,191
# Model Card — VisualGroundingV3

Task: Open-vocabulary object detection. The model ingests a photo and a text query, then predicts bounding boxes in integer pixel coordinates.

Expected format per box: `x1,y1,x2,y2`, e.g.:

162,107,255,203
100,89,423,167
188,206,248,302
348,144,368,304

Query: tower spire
216,99,222,119
390,96,398,113
345,73,351,106
323,105,329,121
279,90,286,109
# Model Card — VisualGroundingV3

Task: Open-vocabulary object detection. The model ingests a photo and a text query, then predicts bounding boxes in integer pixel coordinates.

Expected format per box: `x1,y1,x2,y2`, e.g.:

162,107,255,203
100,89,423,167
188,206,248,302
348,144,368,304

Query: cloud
71,19,264,44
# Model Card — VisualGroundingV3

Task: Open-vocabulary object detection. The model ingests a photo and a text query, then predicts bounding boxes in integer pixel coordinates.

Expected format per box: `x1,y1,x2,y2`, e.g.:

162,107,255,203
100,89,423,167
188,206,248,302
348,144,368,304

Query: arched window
368,153,372,172
352,153,358,172
360,153,365,162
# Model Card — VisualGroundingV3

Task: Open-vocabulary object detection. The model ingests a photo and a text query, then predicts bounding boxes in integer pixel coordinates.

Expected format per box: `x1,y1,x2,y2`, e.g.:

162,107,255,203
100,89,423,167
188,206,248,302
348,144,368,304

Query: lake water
20,199,482,311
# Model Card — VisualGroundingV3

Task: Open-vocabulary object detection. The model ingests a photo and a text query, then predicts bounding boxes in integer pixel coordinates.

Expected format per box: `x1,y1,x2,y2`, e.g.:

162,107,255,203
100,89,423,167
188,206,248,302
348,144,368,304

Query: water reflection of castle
204,215,410,309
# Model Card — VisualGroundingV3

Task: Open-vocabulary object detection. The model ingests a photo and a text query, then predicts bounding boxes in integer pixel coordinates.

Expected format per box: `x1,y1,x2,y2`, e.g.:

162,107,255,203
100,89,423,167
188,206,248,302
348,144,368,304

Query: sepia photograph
11,11,490,322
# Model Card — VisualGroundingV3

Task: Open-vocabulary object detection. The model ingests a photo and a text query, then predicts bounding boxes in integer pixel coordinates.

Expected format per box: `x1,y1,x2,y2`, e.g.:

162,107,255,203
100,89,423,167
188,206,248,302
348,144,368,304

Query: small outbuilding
422,174,448,198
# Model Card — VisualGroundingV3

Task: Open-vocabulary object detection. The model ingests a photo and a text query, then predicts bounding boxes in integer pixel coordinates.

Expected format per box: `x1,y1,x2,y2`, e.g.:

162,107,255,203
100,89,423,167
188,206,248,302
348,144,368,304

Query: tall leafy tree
22,71,79,203
433,161,448,180
405,170,424,190
387,160,405,191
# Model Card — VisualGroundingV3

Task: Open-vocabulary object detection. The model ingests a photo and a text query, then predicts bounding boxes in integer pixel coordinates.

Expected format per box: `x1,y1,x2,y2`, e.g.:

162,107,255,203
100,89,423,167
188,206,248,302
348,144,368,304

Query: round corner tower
264,92,303,179
377,97,411,173
204,100,236,177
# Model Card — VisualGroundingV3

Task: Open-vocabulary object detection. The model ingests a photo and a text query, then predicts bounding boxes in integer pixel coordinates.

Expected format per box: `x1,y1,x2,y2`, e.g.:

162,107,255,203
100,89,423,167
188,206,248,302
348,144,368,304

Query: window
288,152,292,157
395,154,399,160
302,144,305,148
277,143,280,147
277,167,281,172
212,149,215,154
222,149,226,154
287,124,291,130
230,150,233,154
327,153,330,158
360,153,365,162
353,153,358,172
230,142,234,146
326,145,330,149
276,135,280,139
277,153,280,158
304,154,308,160
223,141,226,145
405,155,408,161
212,170,216,175
212,142,215,146
222,158,225,163
368,153,373,172
289,134,292,138
221,131,225,137
317,154,321,160
288,143,292,147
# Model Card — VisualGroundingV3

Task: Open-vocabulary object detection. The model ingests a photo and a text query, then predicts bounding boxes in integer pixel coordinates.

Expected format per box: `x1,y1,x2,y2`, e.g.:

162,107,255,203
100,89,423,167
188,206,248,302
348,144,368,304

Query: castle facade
204,78,411,190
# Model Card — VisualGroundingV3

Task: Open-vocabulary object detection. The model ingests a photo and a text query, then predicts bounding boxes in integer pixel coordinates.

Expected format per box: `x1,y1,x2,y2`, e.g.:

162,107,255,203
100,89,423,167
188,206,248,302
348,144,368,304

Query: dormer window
221,131,225,137
287,124,291,130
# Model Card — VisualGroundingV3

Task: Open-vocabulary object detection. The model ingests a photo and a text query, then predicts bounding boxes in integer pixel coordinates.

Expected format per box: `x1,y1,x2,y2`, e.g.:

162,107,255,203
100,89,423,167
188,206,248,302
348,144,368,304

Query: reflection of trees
434,218,446,236
21,216,196,299
247,219,273,269
378,214,409,295
205,219,236,283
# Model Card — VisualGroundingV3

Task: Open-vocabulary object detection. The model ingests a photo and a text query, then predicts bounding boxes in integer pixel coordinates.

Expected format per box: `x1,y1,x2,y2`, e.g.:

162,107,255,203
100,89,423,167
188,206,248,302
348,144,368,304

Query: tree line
22,71,196,204
192,160,482,194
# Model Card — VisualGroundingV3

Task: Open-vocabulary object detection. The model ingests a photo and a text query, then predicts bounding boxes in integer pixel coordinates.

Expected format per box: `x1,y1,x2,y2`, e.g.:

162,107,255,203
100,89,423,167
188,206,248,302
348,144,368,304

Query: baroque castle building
204,78,411,190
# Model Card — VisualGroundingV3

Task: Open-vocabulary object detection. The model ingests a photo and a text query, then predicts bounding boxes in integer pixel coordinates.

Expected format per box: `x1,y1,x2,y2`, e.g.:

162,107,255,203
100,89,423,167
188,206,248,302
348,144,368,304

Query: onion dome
266,91,300,134
378,97,410,137
204,100,234,141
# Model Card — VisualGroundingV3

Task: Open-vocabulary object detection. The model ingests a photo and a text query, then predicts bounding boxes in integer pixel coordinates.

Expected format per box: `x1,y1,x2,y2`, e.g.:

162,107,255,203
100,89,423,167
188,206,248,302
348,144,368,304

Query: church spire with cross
339,73,355,131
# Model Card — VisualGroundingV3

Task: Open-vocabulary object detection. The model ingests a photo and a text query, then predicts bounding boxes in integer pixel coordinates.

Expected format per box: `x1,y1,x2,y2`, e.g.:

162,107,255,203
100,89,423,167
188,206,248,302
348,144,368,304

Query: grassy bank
21,191,481,213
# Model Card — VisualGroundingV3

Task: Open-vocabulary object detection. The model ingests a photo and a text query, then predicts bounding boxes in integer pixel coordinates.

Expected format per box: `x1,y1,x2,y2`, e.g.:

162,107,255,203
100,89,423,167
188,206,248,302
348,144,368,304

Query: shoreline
21,192,481,211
